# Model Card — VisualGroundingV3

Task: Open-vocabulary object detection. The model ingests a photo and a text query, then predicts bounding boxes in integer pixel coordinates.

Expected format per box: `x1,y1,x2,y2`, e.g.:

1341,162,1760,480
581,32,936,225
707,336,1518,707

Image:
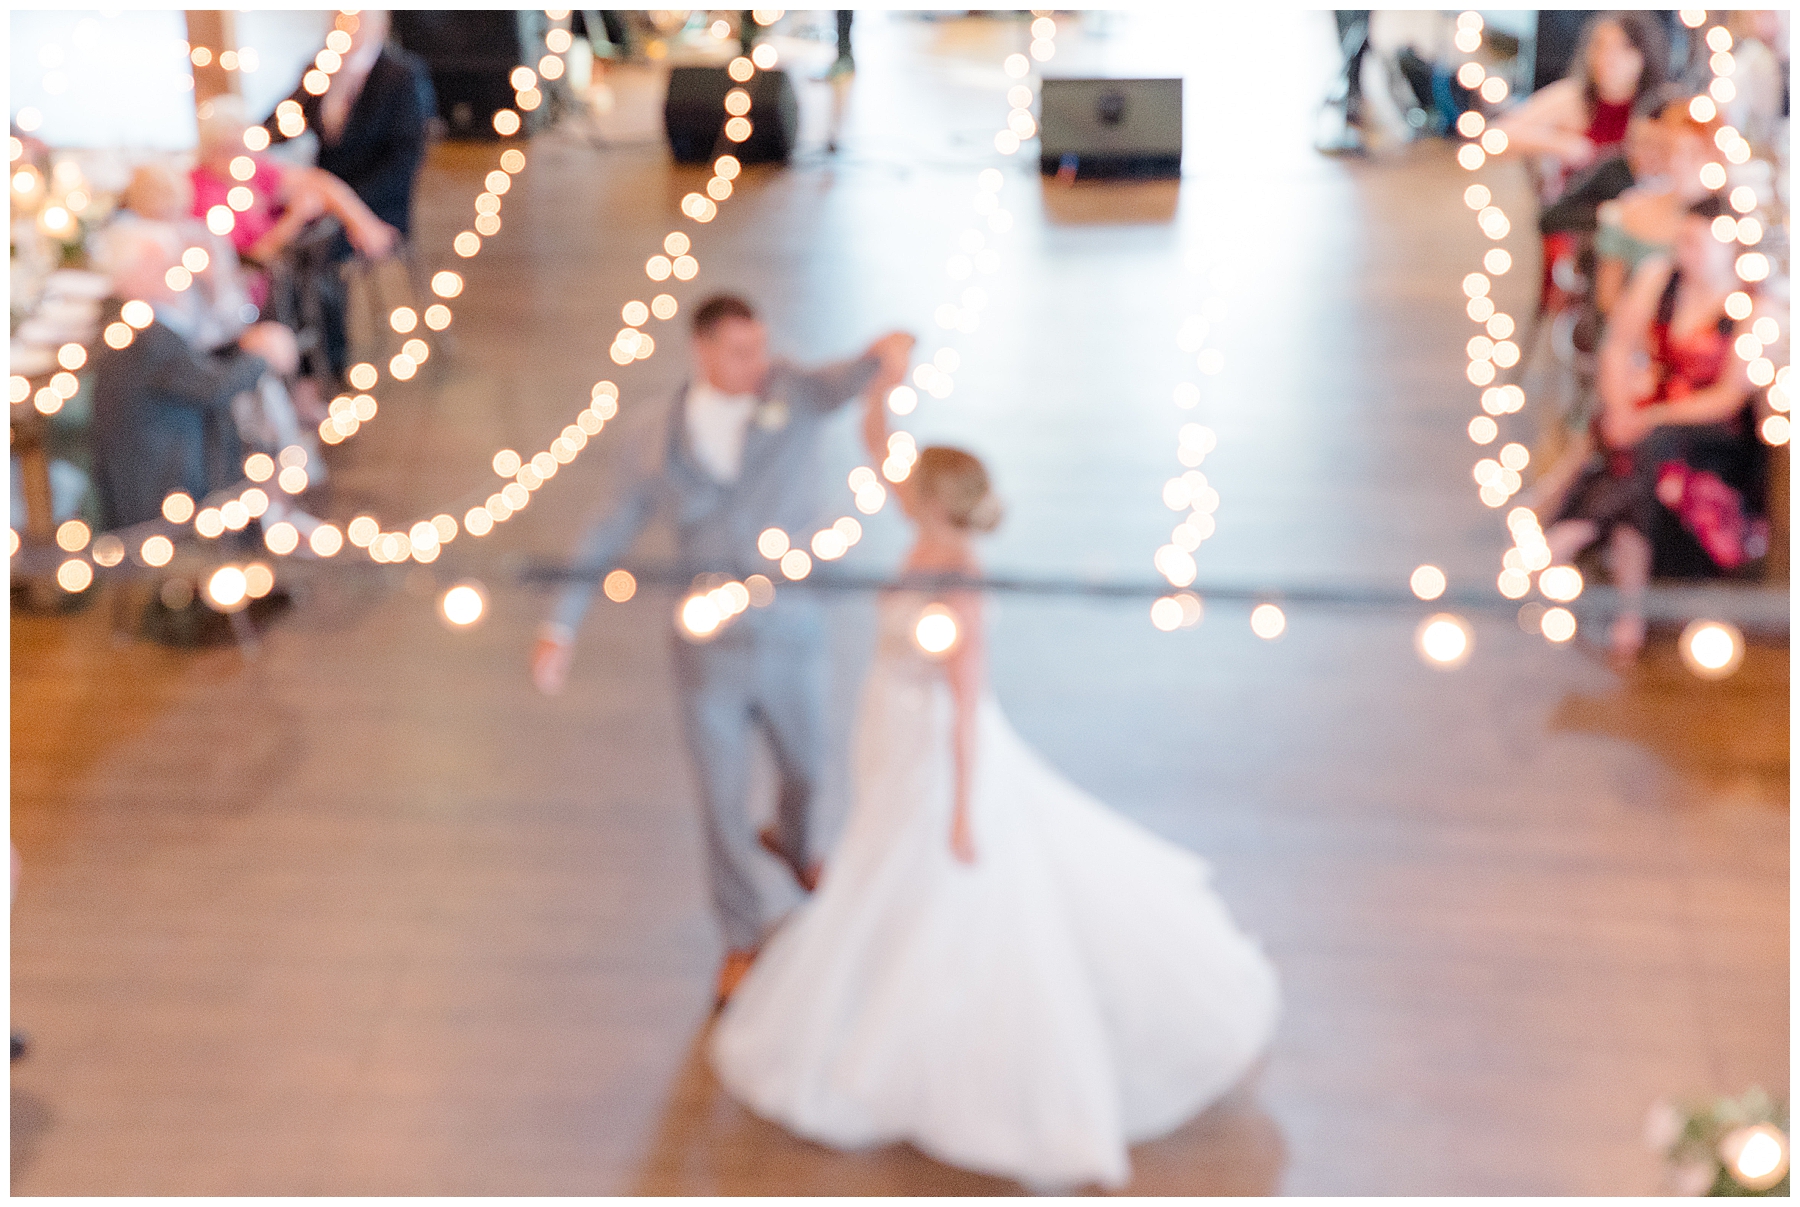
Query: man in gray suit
533,294,914,1006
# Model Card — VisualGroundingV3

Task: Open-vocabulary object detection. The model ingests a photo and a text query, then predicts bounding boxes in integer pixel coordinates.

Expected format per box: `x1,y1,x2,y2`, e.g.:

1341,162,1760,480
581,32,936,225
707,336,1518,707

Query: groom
533,294,914,1006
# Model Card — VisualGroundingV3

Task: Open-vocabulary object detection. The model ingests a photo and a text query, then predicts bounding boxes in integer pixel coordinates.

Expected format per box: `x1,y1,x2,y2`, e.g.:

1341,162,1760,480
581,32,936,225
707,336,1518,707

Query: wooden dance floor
10,12,1787,1196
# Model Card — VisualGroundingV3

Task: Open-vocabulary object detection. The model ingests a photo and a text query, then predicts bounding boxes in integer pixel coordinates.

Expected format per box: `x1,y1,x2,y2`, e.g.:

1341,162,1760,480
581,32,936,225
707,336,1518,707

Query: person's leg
833,11,854,71
674,652,764,954
1395,45,1436,118
313,261,351,380
1544,517,1600,565
1335,11,1371,115
596,12,632,59
1606,524,1652,660
752,638,828,883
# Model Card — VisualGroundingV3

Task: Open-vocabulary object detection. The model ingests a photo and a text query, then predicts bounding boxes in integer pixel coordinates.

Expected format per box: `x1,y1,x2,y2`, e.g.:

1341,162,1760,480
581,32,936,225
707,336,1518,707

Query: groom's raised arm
789,330,915,414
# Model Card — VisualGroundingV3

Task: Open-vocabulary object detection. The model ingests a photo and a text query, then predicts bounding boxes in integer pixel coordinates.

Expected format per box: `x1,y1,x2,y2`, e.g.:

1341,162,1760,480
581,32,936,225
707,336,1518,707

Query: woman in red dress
1540,198,1767,663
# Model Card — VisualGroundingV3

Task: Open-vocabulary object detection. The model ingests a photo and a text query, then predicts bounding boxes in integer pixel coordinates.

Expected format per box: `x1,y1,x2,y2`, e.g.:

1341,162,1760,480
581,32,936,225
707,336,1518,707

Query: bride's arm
860,341,918,510
944,588,984,864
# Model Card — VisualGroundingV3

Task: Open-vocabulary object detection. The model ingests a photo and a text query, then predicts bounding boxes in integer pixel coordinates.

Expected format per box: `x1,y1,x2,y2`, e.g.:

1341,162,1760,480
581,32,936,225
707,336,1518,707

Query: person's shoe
758,827,821,893
715,948,759,1010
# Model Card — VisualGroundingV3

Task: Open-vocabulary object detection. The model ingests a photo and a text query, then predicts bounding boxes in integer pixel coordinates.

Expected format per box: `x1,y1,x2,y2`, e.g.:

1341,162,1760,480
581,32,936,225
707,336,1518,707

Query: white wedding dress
710,590,1280,1190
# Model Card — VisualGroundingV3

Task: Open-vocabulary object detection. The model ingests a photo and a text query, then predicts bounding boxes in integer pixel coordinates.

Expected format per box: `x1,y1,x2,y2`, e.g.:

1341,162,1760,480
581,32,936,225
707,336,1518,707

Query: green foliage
1652,1088,1790,1197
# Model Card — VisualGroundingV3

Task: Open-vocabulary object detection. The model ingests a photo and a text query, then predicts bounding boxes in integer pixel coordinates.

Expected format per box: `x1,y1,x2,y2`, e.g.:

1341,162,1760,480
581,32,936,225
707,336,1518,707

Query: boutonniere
755,399,789,431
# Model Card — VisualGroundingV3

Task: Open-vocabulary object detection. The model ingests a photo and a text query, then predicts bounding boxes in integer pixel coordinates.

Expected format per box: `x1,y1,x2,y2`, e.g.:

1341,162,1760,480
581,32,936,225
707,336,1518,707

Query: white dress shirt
685,379,759,484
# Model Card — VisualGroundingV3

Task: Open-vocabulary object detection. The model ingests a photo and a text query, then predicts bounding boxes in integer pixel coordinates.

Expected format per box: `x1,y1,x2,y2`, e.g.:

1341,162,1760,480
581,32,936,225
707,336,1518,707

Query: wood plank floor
11,12,1787,1196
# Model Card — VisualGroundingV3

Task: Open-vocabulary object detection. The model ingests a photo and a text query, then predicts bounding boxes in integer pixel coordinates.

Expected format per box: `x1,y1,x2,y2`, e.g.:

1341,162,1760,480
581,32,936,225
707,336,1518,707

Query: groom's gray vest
550,353,880,641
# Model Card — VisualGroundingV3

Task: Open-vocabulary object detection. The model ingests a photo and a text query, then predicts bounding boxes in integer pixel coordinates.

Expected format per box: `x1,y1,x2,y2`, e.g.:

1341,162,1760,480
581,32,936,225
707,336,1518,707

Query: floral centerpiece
1647,1088,1790,1196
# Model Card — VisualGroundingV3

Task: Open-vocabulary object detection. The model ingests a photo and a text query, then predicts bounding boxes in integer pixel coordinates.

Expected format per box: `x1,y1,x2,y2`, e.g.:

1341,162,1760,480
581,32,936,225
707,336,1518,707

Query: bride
709,371,1280,1192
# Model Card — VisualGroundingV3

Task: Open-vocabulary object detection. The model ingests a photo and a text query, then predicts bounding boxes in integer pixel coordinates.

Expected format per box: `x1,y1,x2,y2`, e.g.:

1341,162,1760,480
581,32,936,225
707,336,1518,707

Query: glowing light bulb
1721,1124,1788,1190
1250,603,1286,640
264,521,299,556
680,593,723,638
1416,613,1472,668
1410,565,1447,601
1680,619,1743,678
441,583,486,627
56,558,93,593
206,565,248,609
603,569,637,603
915,604,959,654
1538,565,1583,602
1540,606,1576,643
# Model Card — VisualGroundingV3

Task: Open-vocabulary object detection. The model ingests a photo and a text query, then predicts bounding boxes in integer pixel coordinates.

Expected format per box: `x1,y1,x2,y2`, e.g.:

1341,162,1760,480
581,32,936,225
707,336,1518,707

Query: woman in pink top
189,95,397,272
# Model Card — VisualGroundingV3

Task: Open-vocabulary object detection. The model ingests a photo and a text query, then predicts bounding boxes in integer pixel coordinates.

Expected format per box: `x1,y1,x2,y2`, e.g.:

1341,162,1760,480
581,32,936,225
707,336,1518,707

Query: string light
1415,612,1473,668
1540,606,1576,643
38,13,1315,656
205,564,249,610
55,558,93,593
440,582,487,627
1441,15,1627,646
914,604,960,655
1680,618,1744,679
1410,565,1447,601
1720,1123,1790,1191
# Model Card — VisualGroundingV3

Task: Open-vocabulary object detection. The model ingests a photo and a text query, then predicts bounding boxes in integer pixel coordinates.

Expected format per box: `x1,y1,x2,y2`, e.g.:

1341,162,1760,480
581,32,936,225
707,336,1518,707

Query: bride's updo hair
914,446,1003,533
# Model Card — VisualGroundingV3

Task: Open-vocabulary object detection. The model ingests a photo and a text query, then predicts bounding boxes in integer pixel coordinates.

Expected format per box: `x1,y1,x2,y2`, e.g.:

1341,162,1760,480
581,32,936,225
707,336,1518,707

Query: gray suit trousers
671,622,826,951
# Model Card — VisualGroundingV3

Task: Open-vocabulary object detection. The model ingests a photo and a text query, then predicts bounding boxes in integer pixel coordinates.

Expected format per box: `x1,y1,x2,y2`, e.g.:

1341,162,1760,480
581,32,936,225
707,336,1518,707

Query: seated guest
1496,12,1667,206
265,9,433,375
88,230,298,531
191,94,397,276
91,163,253,353
1537,199,1767,664
1591,97,1720,316
1534,109,1656,241
1722,10,1788,151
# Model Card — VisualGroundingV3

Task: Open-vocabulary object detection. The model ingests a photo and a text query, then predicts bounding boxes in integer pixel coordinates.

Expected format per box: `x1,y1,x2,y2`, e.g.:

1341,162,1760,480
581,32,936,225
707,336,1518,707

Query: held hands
531,633,573,695
867,330,917,394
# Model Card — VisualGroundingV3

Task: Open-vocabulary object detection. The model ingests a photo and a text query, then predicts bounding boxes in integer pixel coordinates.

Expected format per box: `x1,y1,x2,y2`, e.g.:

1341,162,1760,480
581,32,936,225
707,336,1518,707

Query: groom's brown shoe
715,947,759,1011
758,827,822,893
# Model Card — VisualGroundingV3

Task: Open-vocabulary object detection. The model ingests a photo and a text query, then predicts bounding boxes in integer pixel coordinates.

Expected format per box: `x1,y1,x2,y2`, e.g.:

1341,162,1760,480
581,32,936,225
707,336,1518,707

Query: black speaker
664,66,798,165
1037,77,1183,179
391,10,536,140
